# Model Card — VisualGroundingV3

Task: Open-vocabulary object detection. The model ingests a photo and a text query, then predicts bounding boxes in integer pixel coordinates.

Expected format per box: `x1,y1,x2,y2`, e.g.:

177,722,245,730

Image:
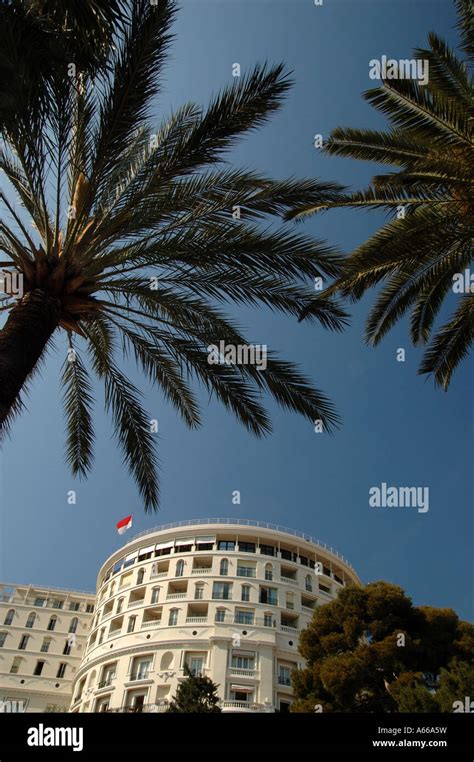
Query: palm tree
0,0,347,510
287,0,473,390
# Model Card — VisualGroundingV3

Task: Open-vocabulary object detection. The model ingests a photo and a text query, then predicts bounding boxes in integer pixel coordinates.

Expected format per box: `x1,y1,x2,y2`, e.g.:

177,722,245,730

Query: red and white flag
116,515,133,535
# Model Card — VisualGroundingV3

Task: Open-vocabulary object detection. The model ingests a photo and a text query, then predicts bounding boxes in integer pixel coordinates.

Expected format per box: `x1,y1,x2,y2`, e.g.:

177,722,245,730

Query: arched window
4,609,14,626
175,560,184,578
109,582,115,597
264,563,273,581
305,574,313,592
151,588,160,604
194,584,204,600
116,597,124,614
26,612,36,629
47,616,57,632
220,559,229,576
137,568,145,585
168,609,178,626
69,617,79,634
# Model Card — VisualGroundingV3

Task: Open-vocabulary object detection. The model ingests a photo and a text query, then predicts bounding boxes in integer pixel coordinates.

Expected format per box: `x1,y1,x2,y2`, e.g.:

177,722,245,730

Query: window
151,588,160,604
33,661,45,676
305,574,313,592
19,634,30,650
299,555,309,567
10,657,22,674
232,690,251,703
219,559,229,576
69,602,80,612
264,614,273,627
189,657,203,676
280,549,293,561
260,544,275,557
212,582,231,600
116,598,124,614
34,597,46,607
0,632,6,647
56,663,67,679
323,565,331,577
40,638,51,653
264,564,273,581
47,616,57,631
238,542,255,554
132,658,152,680
4,609,14,625
175,560,184,578
286,593,294,610
98,628,105,644
137,569,145,585
241,585,250,602
217,541,235,551
127,616,136,633
235,610,254,625
63,640,72,655
86,604,94,613
231,655,254,670
175,544,192,553
215,609,225,623
278,666,291,686
237,565,255,578
100,664,116,688
194,585,204,600
260,587,278,606
26,612,36,629
69,617,78,633
168,609,178,626
52,600,64,610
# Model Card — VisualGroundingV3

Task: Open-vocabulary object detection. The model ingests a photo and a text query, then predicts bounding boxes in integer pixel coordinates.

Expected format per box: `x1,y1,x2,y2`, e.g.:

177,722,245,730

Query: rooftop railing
124,518,355,571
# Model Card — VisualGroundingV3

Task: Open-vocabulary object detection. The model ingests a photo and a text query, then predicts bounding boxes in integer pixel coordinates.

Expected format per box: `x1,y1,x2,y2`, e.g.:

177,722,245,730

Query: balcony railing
185,616,207,623
141,620,161,628
301,605,314,613
191,568,212,574
97,677,115,689
128,599,145,607
229,668,256,677
106,703,168,713
281,576,298,585
129,671,151,681
166,593,187,599
280,624,299,634
221,700,251,710
278,676,291,686
150,572,168,579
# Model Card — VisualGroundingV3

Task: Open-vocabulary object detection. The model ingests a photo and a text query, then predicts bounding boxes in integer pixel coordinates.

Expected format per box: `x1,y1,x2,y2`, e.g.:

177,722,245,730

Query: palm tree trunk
0,290,60,425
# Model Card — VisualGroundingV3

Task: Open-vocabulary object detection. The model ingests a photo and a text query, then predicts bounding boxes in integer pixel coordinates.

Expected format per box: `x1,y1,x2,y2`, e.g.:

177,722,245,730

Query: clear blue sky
1,0,472,621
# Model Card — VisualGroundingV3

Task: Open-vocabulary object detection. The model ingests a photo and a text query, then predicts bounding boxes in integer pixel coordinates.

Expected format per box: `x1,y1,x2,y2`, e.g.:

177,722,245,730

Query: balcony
106,703,168,713
150,572,167,579
191,568,212,574
128,599,145,608
166,593,186,600
301,605,314,614
185,616,207,623
280,625,299,634
141,619,161,628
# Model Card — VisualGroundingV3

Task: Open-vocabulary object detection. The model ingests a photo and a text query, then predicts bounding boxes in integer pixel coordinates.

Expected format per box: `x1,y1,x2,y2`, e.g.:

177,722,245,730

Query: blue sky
1,0,472,621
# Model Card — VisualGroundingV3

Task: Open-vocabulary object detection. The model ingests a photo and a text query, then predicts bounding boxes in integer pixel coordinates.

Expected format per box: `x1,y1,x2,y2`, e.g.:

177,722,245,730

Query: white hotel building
70,519,360,713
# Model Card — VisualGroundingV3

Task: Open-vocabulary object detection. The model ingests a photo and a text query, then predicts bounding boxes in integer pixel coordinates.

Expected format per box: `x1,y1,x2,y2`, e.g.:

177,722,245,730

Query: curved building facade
70,519,360,713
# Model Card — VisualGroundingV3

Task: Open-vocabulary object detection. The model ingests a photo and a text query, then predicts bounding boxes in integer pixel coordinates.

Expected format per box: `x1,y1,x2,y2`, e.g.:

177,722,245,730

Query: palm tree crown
0,0,346,510
288,0,473,390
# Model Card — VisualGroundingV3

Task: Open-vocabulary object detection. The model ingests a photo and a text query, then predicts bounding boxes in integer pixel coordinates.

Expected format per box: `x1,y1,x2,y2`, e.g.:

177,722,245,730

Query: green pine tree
167,665,221,713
